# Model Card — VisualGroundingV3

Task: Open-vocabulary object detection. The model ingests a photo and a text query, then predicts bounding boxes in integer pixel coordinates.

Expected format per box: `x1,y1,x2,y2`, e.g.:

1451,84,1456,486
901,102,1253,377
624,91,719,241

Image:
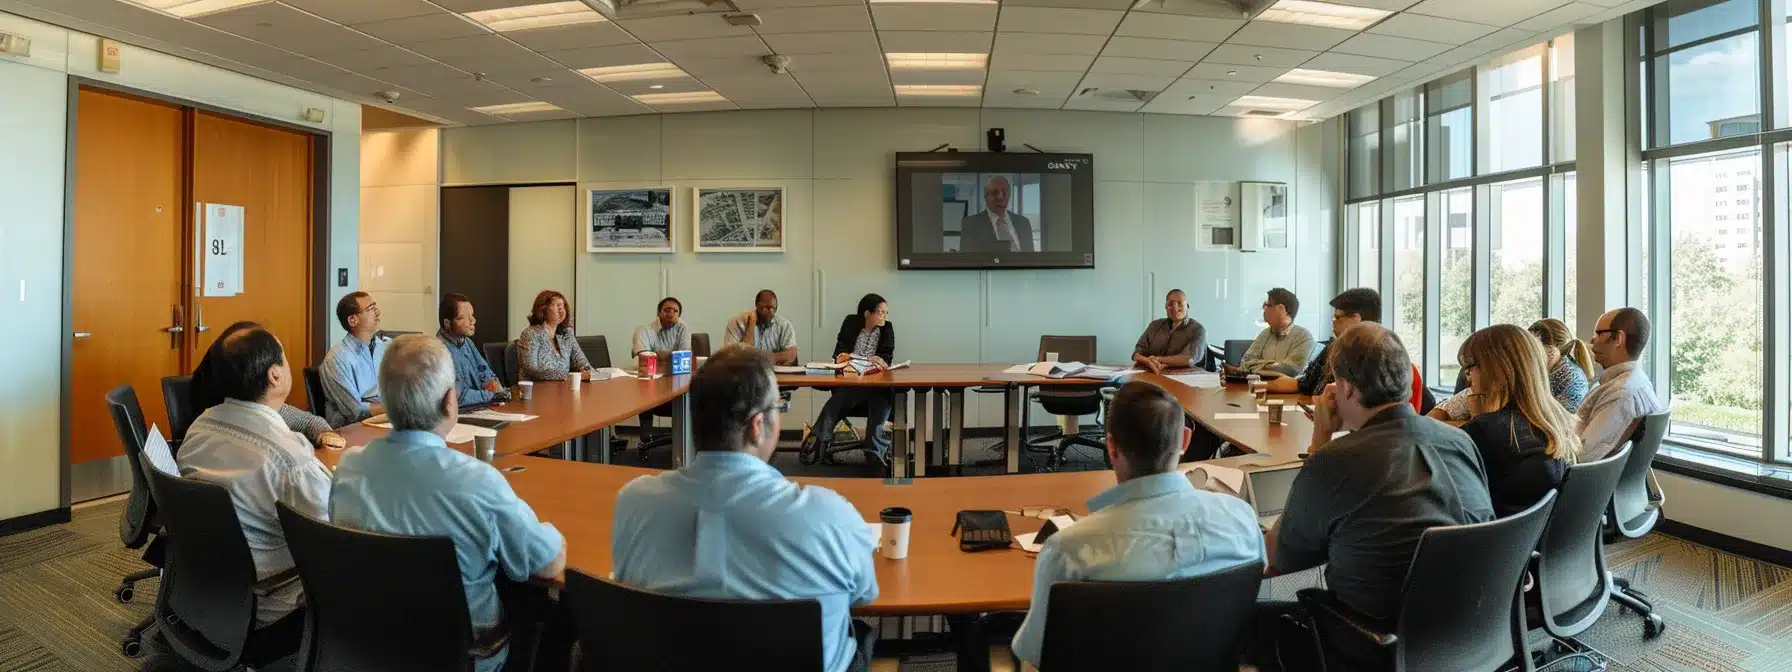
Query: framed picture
693,186,784,253
586,187,674,253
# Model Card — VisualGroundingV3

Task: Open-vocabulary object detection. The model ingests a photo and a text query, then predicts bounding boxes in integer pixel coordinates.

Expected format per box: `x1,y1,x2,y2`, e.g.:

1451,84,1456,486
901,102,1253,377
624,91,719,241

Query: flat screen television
894,151,1095,270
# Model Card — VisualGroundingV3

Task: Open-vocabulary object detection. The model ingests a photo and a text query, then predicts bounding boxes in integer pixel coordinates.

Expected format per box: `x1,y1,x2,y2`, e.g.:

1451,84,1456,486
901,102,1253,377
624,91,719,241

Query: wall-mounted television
894,151,1095,270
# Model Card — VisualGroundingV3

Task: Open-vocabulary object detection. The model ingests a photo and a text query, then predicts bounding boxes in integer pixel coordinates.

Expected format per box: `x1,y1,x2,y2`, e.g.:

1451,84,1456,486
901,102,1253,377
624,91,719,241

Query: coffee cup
518,380,533,400
880,507,912,560
475,434,496,463
1267,400,1286,424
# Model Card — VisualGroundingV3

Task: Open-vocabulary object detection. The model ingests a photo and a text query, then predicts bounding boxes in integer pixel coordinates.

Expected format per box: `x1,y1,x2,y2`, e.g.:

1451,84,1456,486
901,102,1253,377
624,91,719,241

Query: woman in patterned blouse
1527,318,1592,413
517,289,592,382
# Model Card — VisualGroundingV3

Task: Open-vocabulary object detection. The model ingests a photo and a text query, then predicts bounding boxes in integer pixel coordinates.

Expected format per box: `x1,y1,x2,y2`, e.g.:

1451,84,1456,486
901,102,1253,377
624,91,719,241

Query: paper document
1014,532,1045,553
444,423,498,445
1003,364,1033,374
773,366,808,375
1167,372,1223,388
1214,413,1260,420
142,424,179,476
1190,464,1246,495
806,361,848,370
888,361,912,371
463,409,537,423
362,413,389,426
589,367,630,381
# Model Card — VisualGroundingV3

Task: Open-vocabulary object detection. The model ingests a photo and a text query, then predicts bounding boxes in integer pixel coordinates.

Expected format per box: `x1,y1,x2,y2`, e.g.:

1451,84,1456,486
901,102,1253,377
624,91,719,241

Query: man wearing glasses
1578,307,1666,460
1266,288,1380,396
319,291,389,427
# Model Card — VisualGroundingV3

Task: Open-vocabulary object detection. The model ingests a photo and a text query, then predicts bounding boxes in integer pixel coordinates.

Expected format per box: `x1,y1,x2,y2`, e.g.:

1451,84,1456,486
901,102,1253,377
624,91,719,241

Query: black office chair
798,397,884,466
106,385,164,658
302,366,328,424
564,569,824,671
484,342,510,387
1300,491,1557,672
577,335,612,369
1532,447,1661,661
1222,339,1253,368
1203,344,1224,372
1027,335,1105,471
504,341,521,386
162,375,196,444
275,502,510,671
141,457,305,670
691,332,712,357
1038,561,1263,671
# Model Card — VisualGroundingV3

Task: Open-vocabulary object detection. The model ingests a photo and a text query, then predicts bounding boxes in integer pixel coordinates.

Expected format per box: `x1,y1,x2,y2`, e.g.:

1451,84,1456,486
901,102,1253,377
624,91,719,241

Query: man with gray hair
331,335,566,672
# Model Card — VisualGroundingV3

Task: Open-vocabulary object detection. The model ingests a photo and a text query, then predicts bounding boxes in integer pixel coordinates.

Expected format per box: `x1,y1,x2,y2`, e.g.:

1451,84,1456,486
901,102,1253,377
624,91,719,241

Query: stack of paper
1167,372,1224,389
773,365,809,375
588,367,630,381
444,423,498,445
463,409,537,423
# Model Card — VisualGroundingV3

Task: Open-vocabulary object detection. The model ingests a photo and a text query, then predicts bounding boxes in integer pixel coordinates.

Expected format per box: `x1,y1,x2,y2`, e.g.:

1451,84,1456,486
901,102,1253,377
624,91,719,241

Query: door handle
73,332,92,339
195,305,210,333
167,304,184,349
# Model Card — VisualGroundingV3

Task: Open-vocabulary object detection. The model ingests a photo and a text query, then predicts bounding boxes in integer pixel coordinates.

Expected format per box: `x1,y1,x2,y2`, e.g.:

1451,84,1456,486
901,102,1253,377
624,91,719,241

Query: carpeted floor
5,436,1790,671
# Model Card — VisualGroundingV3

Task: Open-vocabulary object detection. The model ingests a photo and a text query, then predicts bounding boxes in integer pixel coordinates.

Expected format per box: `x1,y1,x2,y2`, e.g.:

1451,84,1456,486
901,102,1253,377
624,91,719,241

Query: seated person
177,323,332,631
517,289,592,381
437,293,508,406
1237,287,1314,377
1266,287,1376,396
1011,381,1264,668
190,321,341,450
632,296,692,360
1256,323,1493,669
723,289,800,366
1529,318,1593,413
319,291,388,427
1579,307,1667,461
331,335,566,672
810,294,897,460
1454,325,1581,516
1132,289,1205,374
611,346,877,672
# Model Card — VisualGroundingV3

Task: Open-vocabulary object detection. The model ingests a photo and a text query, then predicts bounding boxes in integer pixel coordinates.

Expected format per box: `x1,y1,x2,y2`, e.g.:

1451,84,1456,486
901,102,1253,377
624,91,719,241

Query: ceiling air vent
1075,88,1159,103
1240,109,1285,117
592,0,737,20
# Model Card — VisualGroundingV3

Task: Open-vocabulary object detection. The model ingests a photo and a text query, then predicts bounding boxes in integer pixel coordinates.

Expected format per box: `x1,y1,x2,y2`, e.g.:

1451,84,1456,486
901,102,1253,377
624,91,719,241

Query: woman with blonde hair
1528,318,1593,412
1456,324,1582,515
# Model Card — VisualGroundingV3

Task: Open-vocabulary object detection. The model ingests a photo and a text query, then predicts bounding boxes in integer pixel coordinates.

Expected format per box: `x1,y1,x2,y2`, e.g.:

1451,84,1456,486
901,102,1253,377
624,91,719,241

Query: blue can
670,349,694,375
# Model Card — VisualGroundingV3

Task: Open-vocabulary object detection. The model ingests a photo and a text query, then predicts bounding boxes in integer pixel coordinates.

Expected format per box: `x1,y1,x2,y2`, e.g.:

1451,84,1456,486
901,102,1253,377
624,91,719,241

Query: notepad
773,366,808,375
1213,413,1260,420
463,409,537,423
1167,372,1224,388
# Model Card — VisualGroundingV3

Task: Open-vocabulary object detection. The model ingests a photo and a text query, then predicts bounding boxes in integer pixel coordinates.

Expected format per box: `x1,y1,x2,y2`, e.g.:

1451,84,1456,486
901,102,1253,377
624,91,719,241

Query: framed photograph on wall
586,187,675,253
693,186,784,253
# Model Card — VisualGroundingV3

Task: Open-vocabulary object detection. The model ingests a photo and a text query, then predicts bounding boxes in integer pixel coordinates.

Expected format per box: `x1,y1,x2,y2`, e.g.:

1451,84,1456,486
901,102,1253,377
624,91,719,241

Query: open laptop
1245,463,1303,531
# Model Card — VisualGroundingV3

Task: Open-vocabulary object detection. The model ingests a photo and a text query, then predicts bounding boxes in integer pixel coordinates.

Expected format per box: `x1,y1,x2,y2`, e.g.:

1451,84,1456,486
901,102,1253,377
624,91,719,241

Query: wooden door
189,111,315,410
70,88,187,464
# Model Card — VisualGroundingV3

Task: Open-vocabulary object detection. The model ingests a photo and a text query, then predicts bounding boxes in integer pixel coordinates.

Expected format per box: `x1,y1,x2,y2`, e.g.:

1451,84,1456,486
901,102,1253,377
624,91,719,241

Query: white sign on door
203,203,245,297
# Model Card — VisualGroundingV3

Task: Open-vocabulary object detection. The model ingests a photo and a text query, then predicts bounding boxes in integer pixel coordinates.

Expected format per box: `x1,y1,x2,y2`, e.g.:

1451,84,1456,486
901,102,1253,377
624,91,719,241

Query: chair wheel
1644,614,1665,639
122,638,142,658
115,586,134,603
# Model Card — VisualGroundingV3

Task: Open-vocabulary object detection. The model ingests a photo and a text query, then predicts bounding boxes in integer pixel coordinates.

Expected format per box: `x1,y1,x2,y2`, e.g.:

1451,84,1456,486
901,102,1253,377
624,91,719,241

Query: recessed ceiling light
468,101,564,115
1231,95,1319,111
1227,70,1238,76
128,0,270,18
869,0,996,4
885,53,988,70
894,84,982,96
579,62,690,82
633,91,729,105
1256,0,1392,31
1273,68,1377,88
464,1,607,32
649,84,664,89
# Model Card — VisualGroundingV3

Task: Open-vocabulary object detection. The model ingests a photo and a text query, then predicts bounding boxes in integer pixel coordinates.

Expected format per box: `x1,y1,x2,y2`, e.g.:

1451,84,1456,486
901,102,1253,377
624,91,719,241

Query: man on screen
959,175,1035,253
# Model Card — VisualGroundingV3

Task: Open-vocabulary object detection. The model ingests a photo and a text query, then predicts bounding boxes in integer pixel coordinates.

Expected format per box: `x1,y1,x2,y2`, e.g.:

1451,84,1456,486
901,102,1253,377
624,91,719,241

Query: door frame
59,78,336,508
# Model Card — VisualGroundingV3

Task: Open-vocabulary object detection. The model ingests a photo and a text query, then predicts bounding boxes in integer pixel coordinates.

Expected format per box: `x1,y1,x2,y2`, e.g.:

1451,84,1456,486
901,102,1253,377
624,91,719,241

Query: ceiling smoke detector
762,54,791,74
724,12,762,26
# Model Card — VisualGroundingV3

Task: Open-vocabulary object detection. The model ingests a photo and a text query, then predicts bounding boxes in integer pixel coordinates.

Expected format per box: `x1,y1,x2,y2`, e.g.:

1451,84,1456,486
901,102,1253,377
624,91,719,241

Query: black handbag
951,510,1013,552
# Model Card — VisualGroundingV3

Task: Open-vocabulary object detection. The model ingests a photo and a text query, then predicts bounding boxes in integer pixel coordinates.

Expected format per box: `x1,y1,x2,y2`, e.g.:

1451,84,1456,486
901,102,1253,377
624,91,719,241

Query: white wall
1658,472,1792,552
0,8,361,522
360,129,439,334
437,108,1339,428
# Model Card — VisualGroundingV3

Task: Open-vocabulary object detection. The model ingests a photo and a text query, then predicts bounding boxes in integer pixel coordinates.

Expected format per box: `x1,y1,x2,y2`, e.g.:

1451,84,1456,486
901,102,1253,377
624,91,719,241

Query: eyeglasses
1004,506,1071,520
1594,329,1619,337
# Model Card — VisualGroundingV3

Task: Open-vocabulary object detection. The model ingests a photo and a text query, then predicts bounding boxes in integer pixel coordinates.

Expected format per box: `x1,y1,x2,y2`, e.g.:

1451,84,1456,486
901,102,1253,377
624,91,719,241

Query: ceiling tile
354,13,490,44
1326,0,1424,8
304,70,408,99
1249,81,1355,100
525,82,652,116
761,31,881,55
542,43,663,69
989,51,1095,72
754,5,875,34
1370,12,1498,44
678,54,791,77
1406,0,1572,26
477,66,585,91
1201,44,1318,68
431,80,533,106
786,50,887,75
808,94,899,107
1132,0,1265,18
796,74,893,97
997,7,1125,36
871,4,998,32
704,72,813,103
649,36,773,60
737,100,818,109
994,32,1110,55
888,68,990,86
406,34,561,72
283,0,440,25
1300,51,1412,76
985,69,1085,94
1184,62,1289,83
428,0,563,11
1225,21,1356,50
733,0,865,9
1090,56,1194,77
258,55,353,82
1140,94,1228,115
877,31,993,52
600,77,712,97
1162,77,1260,96
1002,0,1135,9
642,99,740,112
1513,2,1604,31
309,45,432,72
191,2,388,54
895,93,981,108
1115,14,1243,42
1062,96,1145,112
505,22,638,52
1100,37,1219,61
356,61,472,89
983,92,1072,109
1425,27,1536,64
618,14,754,42
1075,71,1177,91
1330,33,1454,61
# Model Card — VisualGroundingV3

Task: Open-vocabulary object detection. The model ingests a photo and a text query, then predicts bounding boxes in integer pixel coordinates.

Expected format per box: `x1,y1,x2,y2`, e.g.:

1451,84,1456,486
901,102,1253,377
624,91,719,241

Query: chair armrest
252,567,302,597
1296,588,1398,649
468,624,512,660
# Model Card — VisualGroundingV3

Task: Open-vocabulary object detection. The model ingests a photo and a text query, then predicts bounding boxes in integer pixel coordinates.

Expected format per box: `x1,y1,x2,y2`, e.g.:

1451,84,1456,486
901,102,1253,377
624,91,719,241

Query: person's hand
1310,383,1343,449
744,311,757,331
1144,356,1164,374
836,352,851,364
870,356,890,373
318,431,346,451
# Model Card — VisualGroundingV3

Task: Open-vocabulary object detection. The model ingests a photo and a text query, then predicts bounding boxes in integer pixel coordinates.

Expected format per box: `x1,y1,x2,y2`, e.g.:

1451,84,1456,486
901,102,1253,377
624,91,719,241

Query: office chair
504,341,521,386
161,375,196,444
691,332,712,358
564,569,824,671
106,384,164,658
1027,335,1105,471
483,342,510,387
302,366,328,424
1532,447,1661,661
275,503,511,671
1301,491,1557,672
1203,344,1224,372
140,459,306,670
1038,561,1263,671
576,335,612,369
1222,339,1253,368
1603,412,1670,635
798,397,884,466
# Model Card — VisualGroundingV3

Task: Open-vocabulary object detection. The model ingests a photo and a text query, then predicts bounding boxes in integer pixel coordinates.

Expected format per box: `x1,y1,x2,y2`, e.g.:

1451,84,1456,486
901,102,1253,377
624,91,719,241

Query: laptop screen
1247,466,1302,517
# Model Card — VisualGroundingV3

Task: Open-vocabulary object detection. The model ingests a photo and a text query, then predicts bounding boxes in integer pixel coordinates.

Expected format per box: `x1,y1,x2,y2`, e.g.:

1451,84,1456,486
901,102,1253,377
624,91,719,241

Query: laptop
1244,463,1303,531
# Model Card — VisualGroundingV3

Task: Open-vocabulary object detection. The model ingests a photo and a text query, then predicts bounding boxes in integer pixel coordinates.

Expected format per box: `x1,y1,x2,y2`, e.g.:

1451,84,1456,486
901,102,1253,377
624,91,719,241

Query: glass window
1562,172,1579,331
1665,147,1763,453
1392,196,1426,371
1349,105,1382,199
1427,70,1474,182
1650,29,1760,147
1439,188,1473,384
1491,177,1545,327
1655,0,1758,48
1356,201,1381,291
1385,90,1424,191
1480,44,1546,173
1551,34,1576,162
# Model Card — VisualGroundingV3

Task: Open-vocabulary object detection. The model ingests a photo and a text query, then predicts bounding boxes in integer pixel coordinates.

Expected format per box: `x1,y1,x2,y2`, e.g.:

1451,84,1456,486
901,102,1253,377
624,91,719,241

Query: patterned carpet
4,438,1790,671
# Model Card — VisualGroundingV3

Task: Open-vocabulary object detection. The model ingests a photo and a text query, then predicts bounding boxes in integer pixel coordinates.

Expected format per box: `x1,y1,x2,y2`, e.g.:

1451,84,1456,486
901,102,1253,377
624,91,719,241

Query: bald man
959,175,1036,253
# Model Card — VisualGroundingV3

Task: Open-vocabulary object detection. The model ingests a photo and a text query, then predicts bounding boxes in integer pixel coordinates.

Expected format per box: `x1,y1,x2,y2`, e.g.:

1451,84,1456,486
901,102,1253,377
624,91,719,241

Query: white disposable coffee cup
880,507,912,560
570,371,581,390
518,380,533,400
1045,352,1060,363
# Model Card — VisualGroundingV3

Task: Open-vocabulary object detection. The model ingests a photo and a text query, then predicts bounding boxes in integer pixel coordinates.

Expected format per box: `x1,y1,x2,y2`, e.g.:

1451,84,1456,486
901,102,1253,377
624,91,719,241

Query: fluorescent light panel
895,84,982,96
469,101,564,115
1256,0,1392,31
464,1,607,32
633,91,728,105
886,52,987,70
1231,95,1319,111
1273,68,1377,88
579,62,689,82
131,0,268,17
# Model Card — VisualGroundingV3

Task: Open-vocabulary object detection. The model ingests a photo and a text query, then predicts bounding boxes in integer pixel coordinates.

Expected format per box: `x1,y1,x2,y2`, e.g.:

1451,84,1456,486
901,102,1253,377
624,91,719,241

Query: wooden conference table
324,366,1312,620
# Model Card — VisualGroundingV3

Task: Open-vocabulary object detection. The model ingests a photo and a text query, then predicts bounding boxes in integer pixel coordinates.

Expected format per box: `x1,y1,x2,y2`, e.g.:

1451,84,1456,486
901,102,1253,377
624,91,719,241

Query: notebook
1245,463,1303,531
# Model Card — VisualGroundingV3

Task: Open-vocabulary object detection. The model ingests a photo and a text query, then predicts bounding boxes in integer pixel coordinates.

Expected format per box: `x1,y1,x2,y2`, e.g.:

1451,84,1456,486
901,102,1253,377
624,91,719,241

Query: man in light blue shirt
612,345,877,672
1011,381,1265,668
437,293,507,406
330,335,566,672
319,291,389,427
